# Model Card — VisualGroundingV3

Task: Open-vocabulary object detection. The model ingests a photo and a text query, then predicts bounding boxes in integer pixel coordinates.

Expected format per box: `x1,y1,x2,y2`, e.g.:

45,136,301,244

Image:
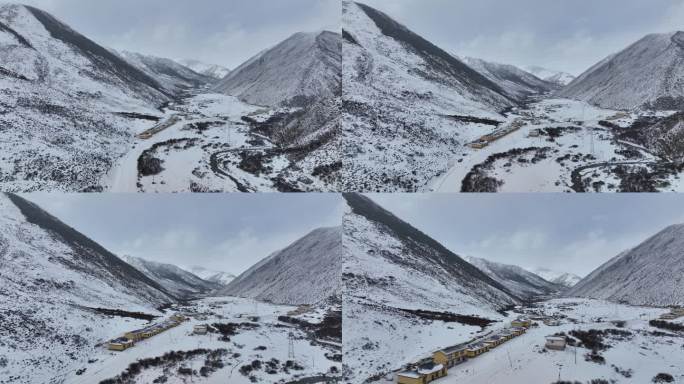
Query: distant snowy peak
219,227,342,305
525,65,575,86
531,268,582,288
176,59,231,80
213,30,341,107
118,51,214,95
558,31,684,110
343,193,519,314
465,256,562,299
567,224,684,306
187,266,236,286
461,57,558,100
123,256,221,298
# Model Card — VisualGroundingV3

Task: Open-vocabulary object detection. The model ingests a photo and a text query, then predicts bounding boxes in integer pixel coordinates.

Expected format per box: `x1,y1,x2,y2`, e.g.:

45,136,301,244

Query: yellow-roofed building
397,363,447,384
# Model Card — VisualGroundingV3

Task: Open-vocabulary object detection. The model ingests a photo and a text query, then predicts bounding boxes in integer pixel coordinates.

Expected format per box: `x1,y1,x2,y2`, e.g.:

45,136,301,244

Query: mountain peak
557,31,684,110
219,226,342,305
212,29,341,107
567,223,684,306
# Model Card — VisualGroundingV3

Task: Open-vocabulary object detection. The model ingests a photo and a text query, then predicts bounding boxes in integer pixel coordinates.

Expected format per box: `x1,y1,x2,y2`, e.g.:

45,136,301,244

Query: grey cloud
22,193,344,275
20,0,340,68
358,0,684,75
370,193,684,276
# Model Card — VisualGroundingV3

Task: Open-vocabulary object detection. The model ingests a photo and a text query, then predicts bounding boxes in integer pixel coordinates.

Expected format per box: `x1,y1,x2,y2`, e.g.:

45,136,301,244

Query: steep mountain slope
343,193,519,313
187,266,236,286
0,193,173,383
175,58,230,80
118,51,214,94
532,268,582,288
342,193,519,382
462,57,558,99
211,31,341,190
219,227,342,305
342,1,517,192
525,65,575,86
558,31,684,110
0,4,171,192
123,256,221,298
566,224,684,306
465,256,562,299
213,31,341,107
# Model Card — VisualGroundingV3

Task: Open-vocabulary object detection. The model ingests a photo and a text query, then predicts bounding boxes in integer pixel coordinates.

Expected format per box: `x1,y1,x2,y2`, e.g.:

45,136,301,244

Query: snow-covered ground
102,92,335,193
364,299,683,384
64,297,341,384
430,98,684,192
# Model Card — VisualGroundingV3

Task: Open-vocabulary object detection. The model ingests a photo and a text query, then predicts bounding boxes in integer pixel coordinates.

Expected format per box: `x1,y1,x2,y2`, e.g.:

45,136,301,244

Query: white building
545,336,567,351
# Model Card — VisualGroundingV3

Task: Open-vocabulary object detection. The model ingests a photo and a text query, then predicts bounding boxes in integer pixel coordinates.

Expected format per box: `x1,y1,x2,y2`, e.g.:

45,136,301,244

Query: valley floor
430,98,683,193
355,298,684,384
103,90,314,193
63,297,341,384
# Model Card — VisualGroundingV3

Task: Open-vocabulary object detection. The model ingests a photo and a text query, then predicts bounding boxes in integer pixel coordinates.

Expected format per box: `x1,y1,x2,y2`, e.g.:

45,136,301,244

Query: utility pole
288,332,296,361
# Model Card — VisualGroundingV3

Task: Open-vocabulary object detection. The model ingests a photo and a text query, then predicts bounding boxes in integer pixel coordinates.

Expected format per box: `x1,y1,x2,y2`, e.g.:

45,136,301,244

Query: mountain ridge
566,224,684,306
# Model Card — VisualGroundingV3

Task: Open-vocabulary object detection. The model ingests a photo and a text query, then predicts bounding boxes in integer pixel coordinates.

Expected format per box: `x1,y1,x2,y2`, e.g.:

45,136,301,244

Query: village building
468,141,488,149
510,327,526,336
194,324,208,335
465,342,489,358
483,335,504,349
108,337,134,351
511,319,531,328
396,362,447,384
545,336,567,351
433,345,467,368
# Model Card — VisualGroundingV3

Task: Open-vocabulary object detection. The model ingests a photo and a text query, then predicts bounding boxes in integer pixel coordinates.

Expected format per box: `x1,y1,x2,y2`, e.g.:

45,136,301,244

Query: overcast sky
23,193,343,276
370,193,684,277
359,0,684,75
20,0,340,68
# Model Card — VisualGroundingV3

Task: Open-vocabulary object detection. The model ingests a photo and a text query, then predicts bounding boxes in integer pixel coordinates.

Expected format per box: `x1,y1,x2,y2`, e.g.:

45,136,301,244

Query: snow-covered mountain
186,266,236,286
462,57,558,99
123,256,221,298
0,4,172,192
118,51,214,95
211,30,342,191
531,267,582,288
342,1,516,192
0,193,173,383
566,224,684,306
213,30,341,107
525,65,575,86
218,227,342,305
342,193,519,382
343,193,519,314
558,31,684,110
465,256,562,299
175,58,230,80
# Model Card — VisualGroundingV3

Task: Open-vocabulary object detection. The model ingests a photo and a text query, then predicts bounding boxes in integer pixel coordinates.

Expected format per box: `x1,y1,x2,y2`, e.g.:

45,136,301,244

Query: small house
468,141,488,149
397,363,447,384
465,343,489,357
433,345,467,367
108,338,134,351
510,327,526,336
194,324,208,335
483,336,503,349
528,129,542,138
511,319,531,328
545,336,567,351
